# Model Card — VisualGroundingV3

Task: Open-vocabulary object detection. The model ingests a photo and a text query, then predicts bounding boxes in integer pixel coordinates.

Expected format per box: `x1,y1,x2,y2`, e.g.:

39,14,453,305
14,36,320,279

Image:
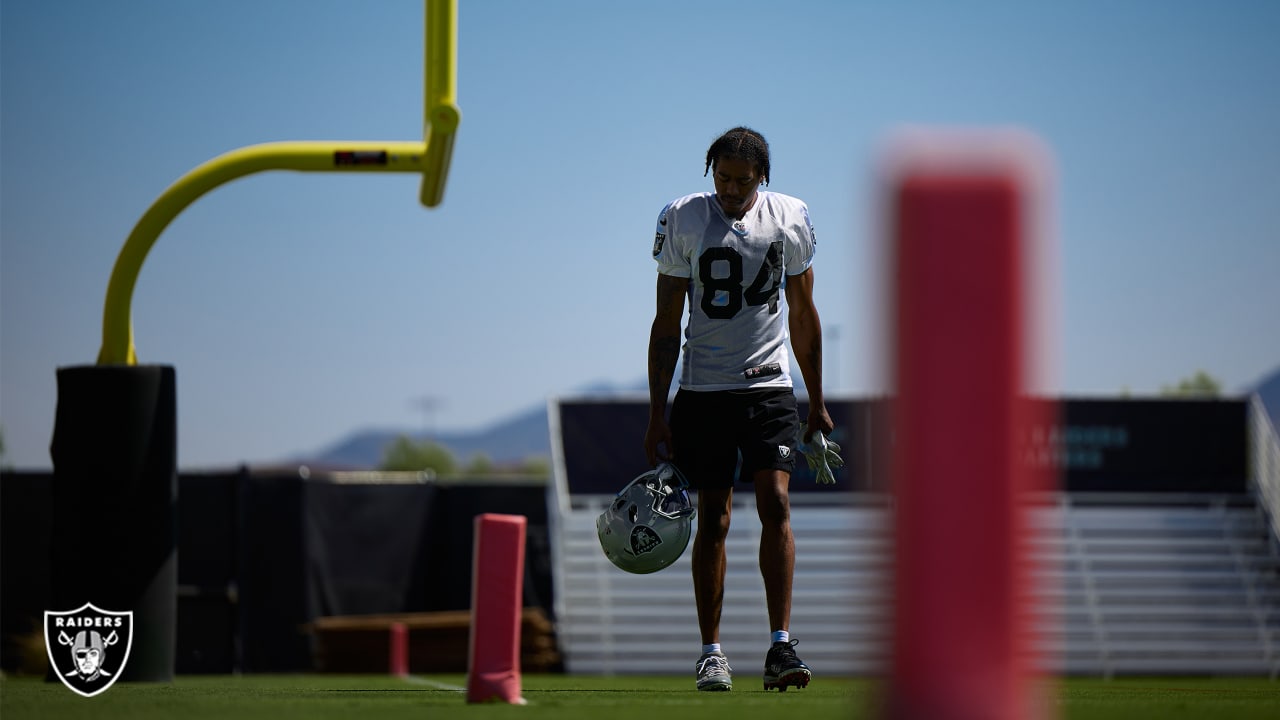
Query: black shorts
669,387,799,490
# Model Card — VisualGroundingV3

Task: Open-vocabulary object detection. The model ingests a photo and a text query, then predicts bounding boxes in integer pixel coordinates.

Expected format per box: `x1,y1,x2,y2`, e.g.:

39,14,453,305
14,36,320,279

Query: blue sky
3,0,1278,470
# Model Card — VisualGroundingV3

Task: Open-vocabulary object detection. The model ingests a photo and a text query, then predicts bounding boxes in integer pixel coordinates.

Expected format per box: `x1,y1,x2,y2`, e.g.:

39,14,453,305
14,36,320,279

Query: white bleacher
551,492,1280,677
1043,495,1280,677
552,495,890,676
549,396,1280,677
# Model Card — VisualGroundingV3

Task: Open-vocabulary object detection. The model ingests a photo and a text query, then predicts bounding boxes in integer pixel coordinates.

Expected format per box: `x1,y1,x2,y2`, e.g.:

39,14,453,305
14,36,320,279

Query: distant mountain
306,405,551,469
299,366,1280,470
300,378,647,469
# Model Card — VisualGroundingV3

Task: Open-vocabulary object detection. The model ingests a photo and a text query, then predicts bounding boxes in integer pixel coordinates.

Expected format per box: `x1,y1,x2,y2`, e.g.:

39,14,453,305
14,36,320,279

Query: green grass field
2,674,1278,720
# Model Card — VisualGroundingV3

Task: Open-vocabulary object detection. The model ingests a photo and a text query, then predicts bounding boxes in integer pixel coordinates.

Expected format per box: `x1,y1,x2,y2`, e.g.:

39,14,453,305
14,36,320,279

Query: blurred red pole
885,137,1053,720
388,621,408,677
466,513,527,705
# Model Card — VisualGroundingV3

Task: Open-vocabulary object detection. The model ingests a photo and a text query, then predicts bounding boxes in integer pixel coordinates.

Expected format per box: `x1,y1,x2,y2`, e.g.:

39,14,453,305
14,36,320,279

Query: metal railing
1249,394,1280,548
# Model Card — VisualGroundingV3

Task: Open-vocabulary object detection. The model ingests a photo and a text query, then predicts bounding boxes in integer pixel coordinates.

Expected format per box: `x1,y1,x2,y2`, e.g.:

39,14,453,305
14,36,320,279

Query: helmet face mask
596,463,695,574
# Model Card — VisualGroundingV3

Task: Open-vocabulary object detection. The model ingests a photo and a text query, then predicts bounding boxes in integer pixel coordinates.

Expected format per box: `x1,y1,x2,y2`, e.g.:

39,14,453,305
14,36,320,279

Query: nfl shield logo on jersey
44,603,134,697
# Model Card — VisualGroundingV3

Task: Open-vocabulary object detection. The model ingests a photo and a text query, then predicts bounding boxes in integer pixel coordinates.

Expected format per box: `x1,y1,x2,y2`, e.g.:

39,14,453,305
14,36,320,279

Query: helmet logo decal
629,525,663,555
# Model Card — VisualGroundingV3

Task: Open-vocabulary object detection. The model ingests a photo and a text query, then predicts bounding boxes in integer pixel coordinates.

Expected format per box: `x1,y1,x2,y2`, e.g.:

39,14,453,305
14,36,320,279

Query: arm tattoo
804,334,823,385
649,276,686,411
650,335,680,381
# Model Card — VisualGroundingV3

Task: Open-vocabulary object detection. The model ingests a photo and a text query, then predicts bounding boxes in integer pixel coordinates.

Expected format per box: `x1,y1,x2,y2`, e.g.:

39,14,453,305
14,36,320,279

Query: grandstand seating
552,492,1280,677
1046,494,1280,677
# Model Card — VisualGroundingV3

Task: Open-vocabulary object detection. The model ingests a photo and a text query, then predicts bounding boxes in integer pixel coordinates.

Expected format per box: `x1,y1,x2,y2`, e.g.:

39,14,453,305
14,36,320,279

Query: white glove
798,423,843,485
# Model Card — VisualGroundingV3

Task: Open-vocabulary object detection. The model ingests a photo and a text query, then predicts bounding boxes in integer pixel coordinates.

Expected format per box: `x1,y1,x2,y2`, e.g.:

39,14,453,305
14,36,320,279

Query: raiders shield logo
44,603,133,697
629,525,663,555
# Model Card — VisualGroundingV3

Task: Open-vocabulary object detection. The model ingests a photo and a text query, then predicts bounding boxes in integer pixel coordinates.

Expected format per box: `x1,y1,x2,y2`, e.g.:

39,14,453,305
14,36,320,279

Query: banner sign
554,398,1246,495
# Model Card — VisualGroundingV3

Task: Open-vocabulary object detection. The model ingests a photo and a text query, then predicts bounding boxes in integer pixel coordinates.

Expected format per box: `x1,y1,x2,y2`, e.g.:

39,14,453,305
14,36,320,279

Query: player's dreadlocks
704,127,771,186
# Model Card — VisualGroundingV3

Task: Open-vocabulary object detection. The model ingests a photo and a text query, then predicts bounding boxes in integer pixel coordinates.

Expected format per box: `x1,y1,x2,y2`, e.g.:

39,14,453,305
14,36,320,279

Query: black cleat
763,639,811,691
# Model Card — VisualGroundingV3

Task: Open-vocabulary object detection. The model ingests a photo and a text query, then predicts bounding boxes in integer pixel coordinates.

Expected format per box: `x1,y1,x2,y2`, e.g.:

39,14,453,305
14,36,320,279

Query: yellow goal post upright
97,0,459,366
49,1,458,685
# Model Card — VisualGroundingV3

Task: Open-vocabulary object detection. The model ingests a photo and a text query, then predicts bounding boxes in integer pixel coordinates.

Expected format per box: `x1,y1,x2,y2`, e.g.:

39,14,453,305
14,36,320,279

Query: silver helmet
596,462,695,574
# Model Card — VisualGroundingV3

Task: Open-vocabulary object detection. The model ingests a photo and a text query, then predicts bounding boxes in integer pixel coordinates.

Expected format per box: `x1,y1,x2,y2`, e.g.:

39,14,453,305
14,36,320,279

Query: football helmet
596,462,695,574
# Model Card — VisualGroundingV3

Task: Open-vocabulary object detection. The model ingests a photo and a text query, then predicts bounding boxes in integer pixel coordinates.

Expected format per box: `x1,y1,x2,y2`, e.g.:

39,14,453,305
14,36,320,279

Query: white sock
771,630,790,645
702,643,722,655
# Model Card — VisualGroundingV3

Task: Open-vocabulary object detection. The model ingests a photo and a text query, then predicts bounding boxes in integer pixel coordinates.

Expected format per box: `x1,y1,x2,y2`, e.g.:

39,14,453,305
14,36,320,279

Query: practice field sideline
2,674,1277,720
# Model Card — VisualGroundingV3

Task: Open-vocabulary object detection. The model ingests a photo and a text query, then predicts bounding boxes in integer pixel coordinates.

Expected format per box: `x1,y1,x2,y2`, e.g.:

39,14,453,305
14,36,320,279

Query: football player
643,126,836,692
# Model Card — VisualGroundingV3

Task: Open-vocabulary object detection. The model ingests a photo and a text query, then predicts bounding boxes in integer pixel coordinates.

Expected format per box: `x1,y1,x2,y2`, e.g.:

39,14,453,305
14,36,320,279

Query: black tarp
2,470,554,674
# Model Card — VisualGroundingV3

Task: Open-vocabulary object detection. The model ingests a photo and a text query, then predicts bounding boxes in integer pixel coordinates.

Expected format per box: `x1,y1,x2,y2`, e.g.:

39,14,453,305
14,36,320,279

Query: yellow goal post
97,0,458,366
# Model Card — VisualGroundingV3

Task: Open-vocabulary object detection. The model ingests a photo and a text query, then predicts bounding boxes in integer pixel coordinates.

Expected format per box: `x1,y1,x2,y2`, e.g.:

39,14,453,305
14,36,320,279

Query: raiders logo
629,525,663,555
653,232,666,257
44,603,134,697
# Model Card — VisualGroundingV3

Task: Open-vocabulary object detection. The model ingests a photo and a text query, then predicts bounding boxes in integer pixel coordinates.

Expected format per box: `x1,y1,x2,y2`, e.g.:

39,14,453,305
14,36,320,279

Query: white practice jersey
652,190,816,390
